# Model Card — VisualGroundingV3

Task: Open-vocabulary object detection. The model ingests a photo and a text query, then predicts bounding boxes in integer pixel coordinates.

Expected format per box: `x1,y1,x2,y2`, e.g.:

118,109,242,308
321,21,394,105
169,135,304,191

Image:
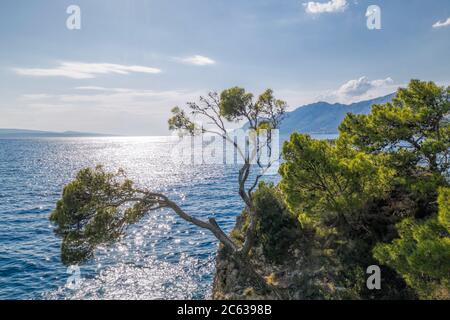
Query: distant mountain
0,129,113,138
278,93,395,136
241,94,394,137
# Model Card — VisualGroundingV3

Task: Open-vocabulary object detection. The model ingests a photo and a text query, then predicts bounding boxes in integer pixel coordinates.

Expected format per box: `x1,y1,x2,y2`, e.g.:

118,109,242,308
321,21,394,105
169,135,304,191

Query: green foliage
279,133,394,231
339,80,449,177
251,183,303,264
168,107,197,134
338,80,449,218
373,188,450,299
278,80,449,299
219,87,254,122
438,187,450,231
50,166,149,265
219,87,287,125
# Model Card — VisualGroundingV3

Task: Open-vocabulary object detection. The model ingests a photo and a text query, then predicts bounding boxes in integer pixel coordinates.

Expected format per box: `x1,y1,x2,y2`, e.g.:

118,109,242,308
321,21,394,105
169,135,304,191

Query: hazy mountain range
240,93,394,137
277,93,394,136
0,94,395,138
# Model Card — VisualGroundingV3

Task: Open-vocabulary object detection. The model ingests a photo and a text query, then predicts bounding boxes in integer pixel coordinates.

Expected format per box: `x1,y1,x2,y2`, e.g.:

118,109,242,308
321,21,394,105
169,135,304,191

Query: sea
0,134,336,300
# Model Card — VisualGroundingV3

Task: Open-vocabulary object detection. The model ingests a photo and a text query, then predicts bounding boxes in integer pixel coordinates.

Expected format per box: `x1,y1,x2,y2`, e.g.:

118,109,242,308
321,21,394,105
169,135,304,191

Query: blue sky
0,0,449,135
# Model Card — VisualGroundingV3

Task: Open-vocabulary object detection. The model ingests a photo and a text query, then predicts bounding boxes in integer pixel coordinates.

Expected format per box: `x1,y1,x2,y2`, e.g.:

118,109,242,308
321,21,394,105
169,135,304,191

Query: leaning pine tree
50,88,286,298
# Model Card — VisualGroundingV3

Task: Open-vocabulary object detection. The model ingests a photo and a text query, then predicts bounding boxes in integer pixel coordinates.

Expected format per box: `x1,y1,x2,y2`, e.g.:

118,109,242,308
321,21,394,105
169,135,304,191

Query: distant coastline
0,129,116,138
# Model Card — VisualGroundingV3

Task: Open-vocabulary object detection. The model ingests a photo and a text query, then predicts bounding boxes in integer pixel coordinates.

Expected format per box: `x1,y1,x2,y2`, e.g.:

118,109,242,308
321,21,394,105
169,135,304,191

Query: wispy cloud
20,87,201,107
20,93,55,100
66,87,189,103
14,87,204,135
14,62,162,79
74,86,137,93
432,17,450,29
303,0,348,14
175,55,216,66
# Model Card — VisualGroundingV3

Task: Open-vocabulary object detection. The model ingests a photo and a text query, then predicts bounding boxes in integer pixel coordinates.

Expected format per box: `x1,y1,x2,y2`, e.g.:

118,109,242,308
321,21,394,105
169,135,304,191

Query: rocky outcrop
211,212,331,300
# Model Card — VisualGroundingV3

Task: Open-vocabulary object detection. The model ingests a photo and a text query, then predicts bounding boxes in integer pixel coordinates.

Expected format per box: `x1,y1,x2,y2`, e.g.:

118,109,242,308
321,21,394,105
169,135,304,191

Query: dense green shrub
278,80,449,299
373,187,450,299
251,183,303,264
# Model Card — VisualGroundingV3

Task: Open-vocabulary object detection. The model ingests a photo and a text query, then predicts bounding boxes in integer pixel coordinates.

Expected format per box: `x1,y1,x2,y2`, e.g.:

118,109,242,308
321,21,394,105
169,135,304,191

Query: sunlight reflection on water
0,137,249,300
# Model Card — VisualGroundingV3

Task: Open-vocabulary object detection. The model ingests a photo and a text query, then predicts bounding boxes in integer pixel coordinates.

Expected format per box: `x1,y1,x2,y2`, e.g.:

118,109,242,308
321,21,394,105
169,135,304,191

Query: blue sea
0,134,335,300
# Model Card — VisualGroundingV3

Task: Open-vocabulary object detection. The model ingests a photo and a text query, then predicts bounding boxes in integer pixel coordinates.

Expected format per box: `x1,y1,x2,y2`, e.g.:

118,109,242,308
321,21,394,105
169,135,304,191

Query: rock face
212,214,252,300
212,214,281,300
211,209,329,300
212,245,262,300
210,183,356,300
212,241,308,300
211,173,354,300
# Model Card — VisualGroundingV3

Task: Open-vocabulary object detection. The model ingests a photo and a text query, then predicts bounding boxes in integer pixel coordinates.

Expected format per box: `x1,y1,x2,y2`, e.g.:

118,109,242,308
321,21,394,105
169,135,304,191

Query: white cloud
176,55,216,66
21,87,201,107
64,88,188,103
432,17,450,28
14,62,162,79
336,76,393,97
303,0,348,14
20,93,54,100
74,86,136,93
74,86,113,91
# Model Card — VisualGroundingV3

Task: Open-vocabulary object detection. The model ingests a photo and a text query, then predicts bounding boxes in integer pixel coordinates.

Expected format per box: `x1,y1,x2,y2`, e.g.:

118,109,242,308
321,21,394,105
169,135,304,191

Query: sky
0,0,449,135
